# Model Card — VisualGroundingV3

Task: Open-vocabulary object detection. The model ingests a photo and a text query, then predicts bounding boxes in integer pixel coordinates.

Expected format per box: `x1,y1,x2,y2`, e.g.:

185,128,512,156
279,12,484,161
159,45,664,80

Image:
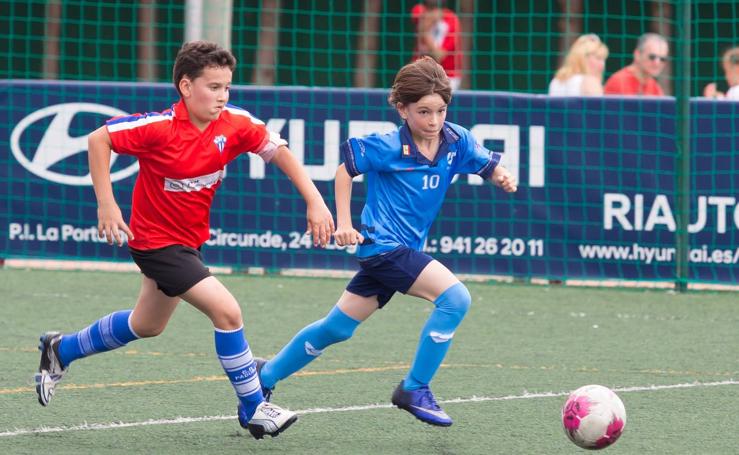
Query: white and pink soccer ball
561,384,626,450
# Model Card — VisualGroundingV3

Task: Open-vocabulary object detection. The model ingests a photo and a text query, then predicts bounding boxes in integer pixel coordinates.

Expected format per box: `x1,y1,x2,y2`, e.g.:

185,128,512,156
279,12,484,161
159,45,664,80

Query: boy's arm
489,164,518,193
333,164,364,246
88,126,134,246
270,145,334,247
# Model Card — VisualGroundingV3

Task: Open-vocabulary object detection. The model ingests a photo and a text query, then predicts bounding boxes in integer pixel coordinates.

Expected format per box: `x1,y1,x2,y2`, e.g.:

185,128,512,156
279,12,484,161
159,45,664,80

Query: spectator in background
411,1,462,90
703,46,739,100
549,34,609,96
604,33,669,96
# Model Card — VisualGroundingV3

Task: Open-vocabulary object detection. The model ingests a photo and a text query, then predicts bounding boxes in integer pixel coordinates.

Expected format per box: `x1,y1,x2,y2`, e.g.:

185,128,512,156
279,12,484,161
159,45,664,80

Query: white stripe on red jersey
224,105,264,125
106,99,277,250
107,111,174,133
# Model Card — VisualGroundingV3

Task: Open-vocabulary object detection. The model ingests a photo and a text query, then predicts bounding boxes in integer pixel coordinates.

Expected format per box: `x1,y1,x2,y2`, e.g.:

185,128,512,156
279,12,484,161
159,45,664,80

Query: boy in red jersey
34,41,334,440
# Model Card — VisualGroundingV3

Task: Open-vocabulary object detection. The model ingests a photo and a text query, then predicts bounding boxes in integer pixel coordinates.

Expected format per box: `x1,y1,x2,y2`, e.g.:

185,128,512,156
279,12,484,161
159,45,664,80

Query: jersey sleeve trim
476,152,501,180
257,131,287,163
341,139,361,177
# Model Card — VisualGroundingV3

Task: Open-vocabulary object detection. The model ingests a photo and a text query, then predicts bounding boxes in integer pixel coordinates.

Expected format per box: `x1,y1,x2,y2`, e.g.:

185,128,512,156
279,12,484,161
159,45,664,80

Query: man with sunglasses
604,33,669,96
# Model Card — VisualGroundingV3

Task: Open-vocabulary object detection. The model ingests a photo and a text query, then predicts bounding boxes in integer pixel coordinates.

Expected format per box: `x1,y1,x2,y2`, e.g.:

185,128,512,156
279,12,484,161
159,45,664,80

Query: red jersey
411,4,462,78
106,100,281,250
603,66,664,96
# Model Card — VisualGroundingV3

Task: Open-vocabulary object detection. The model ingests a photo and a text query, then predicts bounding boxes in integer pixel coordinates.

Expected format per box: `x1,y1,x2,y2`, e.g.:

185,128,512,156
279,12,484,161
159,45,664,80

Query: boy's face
397,93,448,143
179,65,232,129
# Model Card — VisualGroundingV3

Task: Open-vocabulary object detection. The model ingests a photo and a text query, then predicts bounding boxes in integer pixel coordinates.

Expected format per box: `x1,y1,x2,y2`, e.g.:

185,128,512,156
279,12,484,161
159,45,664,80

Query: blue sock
57,310,139,367
404,283,471,391
261,305,360,389
215,327,263,420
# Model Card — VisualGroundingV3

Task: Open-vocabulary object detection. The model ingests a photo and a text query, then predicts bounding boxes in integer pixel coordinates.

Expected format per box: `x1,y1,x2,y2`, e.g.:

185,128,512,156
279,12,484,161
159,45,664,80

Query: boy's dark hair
388,56,452,106
172,41,236,96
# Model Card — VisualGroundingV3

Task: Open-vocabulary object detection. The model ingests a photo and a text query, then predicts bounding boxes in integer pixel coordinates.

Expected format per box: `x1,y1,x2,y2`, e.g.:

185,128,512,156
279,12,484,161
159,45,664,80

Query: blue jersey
340,121,500,258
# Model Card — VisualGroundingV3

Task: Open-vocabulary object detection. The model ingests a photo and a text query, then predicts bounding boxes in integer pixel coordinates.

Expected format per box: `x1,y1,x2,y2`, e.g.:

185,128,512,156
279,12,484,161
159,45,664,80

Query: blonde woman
549,34,609,96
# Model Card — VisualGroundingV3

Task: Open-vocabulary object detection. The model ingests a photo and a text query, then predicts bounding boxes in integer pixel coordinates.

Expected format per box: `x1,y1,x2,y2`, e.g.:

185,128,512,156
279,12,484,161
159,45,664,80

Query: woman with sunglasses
604,33,669,96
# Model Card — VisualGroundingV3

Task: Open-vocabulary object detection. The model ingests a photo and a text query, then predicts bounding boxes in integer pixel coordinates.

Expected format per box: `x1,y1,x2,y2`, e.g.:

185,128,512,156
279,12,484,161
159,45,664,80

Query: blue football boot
391,380,453,427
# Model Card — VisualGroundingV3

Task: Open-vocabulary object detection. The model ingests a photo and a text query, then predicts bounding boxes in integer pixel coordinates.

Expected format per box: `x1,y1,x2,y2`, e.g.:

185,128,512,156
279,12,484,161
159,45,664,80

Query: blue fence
1,81,737,284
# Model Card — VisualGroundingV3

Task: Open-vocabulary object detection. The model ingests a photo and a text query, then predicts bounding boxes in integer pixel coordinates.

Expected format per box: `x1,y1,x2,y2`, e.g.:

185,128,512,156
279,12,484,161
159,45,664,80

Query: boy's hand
97,202,134,246
334,225,364,247
306,201,335,247
492,165,518,193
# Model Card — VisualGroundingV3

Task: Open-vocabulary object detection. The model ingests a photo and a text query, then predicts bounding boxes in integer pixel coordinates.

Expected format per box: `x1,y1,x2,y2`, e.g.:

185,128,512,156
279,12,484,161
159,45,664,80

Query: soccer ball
561,384,626,450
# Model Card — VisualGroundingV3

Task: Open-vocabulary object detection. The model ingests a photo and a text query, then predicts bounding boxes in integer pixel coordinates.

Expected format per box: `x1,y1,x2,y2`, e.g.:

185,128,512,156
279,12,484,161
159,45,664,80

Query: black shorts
346,246,434,308
129,245,211,297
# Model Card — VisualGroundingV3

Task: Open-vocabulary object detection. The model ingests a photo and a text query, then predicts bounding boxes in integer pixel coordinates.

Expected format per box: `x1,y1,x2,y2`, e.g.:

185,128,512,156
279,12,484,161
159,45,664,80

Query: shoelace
416,386,442,411
260,403,282,419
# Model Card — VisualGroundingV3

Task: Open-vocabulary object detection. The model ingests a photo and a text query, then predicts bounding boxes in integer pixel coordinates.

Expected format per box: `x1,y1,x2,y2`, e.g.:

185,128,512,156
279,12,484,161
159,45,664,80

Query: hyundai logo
10,102,140,186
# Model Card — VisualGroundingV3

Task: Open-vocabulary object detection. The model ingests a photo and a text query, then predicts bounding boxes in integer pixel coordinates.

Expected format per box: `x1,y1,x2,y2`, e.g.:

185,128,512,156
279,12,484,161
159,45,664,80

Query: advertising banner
1,81,736,283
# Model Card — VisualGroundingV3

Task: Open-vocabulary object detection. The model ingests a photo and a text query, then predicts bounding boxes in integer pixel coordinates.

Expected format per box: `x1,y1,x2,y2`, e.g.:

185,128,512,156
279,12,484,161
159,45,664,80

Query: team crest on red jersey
213,135,227,153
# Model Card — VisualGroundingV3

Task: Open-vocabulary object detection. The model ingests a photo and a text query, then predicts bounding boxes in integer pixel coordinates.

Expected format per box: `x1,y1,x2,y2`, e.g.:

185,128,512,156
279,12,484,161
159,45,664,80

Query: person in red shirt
34,41,334,439
411,1,463,90
604,33,669,96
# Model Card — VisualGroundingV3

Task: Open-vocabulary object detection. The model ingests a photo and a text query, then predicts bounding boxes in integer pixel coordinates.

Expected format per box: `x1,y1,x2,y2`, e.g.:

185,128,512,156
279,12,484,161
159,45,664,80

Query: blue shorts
346,246,434,308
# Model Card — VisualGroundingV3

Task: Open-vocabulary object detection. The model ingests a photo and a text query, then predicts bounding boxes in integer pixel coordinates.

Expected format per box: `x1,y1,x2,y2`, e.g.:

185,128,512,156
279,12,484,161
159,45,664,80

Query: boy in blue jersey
256,56,517,426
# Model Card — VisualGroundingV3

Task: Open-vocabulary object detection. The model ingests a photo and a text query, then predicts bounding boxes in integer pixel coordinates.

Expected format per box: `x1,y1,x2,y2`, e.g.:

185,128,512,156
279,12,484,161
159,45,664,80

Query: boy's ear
179,77,192,98
396,102,407,120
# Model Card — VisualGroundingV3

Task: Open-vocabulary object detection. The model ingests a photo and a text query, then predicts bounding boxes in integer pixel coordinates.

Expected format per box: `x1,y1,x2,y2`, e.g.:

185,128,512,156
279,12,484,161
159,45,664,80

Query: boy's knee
218,309,244,331
131,321,165,338
318,306,360,344
322,319,356,343
209,303,243,331
436,283,472,319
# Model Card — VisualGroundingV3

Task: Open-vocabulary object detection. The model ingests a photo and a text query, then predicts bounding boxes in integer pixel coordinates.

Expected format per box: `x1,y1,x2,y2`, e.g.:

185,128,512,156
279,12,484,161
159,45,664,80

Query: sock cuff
214,325,245,334
327,305,361,325
214,326,248,357
124,310,141,339
435,282,467,300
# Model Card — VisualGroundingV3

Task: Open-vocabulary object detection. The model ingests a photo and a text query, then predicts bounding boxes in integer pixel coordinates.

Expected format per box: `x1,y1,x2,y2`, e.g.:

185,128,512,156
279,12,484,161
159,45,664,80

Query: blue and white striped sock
57,310,140,367
215,326,264,420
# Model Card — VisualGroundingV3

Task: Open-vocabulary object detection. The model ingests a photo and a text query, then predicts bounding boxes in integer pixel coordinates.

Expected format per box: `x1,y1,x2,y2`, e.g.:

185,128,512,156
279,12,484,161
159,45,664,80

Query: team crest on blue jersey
447,151,457,165
213,135,227,153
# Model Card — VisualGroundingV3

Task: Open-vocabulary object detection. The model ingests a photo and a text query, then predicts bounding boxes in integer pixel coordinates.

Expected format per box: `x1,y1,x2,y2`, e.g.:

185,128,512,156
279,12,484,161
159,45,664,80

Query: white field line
1,379,736,438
